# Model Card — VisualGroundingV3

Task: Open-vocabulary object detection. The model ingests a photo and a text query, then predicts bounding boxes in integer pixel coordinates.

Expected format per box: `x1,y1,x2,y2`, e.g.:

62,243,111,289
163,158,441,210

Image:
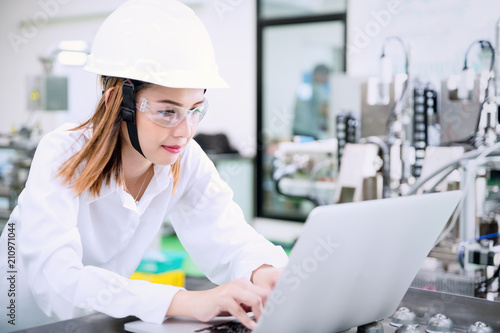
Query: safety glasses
137,98,208,128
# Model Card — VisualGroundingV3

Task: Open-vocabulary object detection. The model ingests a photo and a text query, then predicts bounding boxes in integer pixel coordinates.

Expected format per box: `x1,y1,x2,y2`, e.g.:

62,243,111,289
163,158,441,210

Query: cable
423,166,457,194
475,140,500,164
274,176,321,207
386,81,411,145
465,40,495,144
475,264,500,295
458,232,500,269
380,37,410,146
406,149,482,196
441,40,495,146
476,232,500,241
434,143,500,245
474,99,492,147
406,142,500,196
379,36,414,190
407,142,500,246
463,40,495,73
433,179,468,246
309,158,333,182
308,158,334,206
380,36,409,74
272,158,322,207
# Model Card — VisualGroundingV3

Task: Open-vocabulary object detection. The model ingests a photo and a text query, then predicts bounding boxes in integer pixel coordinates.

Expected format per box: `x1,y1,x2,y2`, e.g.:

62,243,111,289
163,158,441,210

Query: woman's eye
158,109,176,116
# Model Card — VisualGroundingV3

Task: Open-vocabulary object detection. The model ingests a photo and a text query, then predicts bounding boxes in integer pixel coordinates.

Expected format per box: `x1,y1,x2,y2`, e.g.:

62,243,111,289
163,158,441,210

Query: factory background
1,0,500,331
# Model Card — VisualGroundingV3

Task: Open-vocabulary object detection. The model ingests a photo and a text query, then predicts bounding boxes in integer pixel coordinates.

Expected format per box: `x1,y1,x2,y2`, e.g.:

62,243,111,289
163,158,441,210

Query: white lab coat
0,124,288,332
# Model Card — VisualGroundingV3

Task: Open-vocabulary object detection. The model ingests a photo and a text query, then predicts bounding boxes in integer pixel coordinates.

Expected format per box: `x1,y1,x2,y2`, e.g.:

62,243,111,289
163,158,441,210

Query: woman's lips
162,145,182,154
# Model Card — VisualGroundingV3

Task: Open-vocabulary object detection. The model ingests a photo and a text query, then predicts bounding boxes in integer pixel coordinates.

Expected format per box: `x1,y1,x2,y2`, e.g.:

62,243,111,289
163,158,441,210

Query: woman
0,0,288,331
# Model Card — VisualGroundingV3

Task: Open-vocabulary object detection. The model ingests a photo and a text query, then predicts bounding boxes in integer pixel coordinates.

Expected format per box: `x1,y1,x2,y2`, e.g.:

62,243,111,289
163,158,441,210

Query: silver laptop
125,191,462,333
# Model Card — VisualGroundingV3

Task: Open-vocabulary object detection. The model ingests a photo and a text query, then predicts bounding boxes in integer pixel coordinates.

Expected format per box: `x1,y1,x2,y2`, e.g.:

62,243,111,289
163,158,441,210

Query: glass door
256,4,346,221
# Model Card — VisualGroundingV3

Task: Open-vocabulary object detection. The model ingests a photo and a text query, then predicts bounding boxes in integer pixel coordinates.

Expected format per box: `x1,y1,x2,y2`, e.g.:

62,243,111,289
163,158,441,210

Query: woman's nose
171,117,192,138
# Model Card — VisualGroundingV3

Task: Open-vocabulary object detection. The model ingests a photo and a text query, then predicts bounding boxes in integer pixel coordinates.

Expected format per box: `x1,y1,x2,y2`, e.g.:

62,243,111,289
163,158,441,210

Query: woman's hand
250,264,283,291
167,278,270,330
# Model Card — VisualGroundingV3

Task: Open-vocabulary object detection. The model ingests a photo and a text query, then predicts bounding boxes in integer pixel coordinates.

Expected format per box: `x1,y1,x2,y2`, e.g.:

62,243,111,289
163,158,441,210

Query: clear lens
137,98,208,127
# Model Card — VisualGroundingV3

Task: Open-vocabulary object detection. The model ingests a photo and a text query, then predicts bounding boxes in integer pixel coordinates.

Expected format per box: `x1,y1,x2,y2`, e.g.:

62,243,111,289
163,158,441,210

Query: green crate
136,249,186,274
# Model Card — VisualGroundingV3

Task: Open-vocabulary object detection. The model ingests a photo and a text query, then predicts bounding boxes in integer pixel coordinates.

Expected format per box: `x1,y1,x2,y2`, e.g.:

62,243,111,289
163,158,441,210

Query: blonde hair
57,76,181,197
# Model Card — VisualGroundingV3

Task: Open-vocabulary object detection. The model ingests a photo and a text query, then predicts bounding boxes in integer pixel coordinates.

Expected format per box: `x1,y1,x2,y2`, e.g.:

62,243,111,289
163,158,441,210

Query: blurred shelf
0,209,11,221
0,140,35,216
0,184,9,197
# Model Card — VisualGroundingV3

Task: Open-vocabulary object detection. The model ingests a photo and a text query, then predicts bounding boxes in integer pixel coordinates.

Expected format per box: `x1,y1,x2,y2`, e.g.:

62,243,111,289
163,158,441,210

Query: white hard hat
84,0,228,89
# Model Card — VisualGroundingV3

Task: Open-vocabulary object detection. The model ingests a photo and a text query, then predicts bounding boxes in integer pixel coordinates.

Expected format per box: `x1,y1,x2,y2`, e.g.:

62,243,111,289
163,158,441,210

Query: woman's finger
234,278,270,304
224,297,257,330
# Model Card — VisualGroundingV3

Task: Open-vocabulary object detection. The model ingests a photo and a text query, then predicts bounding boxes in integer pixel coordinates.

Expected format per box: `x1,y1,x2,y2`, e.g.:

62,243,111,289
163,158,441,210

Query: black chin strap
121,79,145,158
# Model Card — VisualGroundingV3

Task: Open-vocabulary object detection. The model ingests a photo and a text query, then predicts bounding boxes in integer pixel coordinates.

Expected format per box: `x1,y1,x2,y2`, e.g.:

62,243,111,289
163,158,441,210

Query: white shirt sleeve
15,128,181,324
169,141,289,285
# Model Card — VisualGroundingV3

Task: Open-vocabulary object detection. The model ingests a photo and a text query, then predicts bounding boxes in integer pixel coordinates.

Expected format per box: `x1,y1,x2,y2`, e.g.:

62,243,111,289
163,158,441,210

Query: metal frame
255,3,348,221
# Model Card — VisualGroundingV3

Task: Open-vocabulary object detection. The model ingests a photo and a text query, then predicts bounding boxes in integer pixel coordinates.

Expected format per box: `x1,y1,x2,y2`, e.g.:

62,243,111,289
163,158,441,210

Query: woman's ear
104,87,115,108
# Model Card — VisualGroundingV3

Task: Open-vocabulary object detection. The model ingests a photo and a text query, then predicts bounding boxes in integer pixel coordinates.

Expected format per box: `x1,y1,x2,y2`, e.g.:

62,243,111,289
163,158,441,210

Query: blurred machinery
27,55,69,112
407,38,499,301
271,31,500,301
336,111,360,169
440,40,496,147
412,82,439,177
27,75,68,112
0,132,36,230
271,139,337,207
0,48,73,230
334,142,382,202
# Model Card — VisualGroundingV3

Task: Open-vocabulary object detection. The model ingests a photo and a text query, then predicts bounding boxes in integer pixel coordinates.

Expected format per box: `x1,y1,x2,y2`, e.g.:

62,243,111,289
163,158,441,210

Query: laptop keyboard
194,320,251,333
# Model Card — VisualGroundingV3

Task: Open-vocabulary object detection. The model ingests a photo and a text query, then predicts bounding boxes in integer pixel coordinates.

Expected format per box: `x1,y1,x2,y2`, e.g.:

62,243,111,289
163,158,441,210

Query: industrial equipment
271,31,500,301
271,139,337,207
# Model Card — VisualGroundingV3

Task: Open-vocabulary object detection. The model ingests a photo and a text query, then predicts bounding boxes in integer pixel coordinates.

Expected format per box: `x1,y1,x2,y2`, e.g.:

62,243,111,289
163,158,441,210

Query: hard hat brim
85,61,229,89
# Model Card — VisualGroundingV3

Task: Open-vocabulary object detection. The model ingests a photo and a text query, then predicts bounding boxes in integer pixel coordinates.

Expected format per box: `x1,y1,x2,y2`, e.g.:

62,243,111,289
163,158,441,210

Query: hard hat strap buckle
121,108,135,122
